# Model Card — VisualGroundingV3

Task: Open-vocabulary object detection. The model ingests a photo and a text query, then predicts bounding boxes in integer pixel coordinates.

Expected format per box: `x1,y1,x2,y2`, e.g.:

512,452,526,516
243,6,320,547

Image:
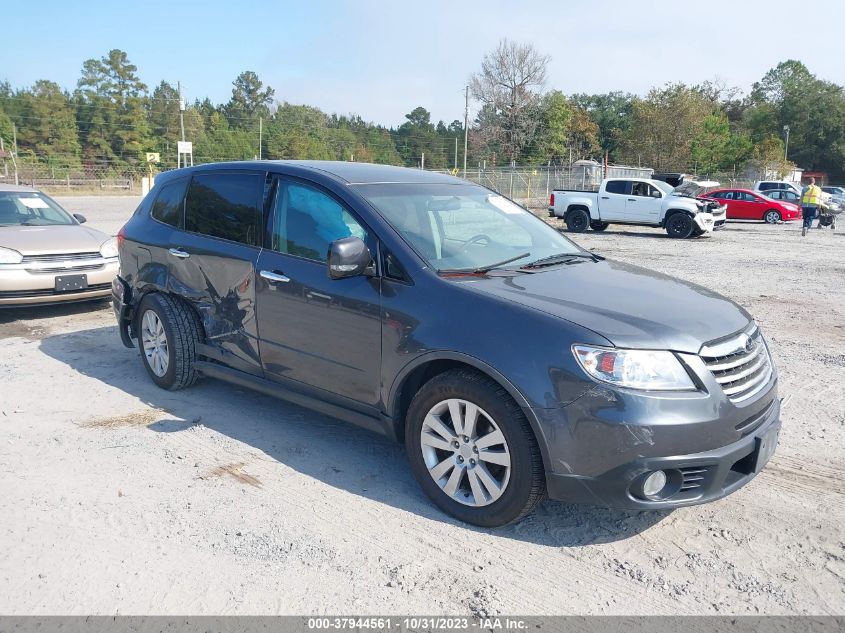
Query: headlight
0,246,23,264
100,237,119,258
572,345,695,391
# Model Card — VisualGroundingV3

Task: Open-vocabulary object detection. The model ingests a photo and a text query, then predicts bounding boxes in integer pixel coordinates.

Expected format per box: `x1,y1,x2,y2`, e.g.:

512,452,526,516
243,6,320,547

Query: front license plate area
55,274,88,292
754,425,779,472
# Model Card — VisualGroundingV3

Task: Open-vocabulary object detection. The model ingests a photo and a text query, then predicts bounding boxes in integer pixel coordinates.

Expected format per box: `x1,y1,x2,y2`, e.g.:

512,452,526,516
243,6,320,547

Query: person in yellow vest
801,177,828,236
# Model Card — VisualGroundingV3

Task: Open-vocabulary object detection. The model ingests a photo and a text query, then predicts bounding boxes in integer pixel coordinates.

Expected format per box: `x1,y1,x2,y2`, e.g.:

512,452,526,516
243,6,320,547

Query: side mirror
73,213,87,224
327,236,372,280
651,190,661,198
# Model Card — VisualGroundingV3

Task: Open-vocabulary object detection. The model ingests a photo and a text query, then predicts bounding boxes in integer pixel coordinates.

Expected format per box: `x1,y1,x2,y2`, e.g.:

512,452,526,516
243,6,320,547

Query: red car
702,188,801,224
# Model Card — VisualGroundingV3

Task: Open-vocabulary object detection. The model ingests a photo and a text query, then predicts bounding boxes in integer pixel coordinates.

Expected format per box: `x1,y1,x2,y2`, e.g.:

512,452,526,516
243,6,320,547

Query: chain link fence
0,155,760,202
430,163,655,208
0,158,139,194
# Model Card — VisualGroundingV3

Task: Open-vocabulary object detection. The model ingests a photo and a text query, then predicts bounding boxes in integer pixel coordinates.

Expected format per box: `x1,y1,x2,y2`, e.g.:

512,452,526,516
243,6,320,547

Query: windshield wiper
521,251,604,269
441,252,531,275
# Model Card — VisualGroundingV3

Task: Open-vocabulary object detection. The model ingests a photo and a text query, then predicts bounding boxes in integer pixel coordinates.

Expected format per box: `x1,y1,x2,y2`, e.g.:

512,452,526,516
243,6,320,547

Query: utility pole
454,137,458,171
783,125,790,162
259,117,263,160
178,82,186,142
421,152,425,170
462,86,469,176
12,123,18,186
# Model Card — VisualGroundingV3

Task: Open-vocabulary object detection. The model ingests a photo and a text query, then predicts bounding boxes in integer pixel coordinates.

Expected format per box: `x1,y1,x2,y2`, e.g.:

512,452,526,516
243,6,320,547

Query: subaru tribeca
113,161,780,527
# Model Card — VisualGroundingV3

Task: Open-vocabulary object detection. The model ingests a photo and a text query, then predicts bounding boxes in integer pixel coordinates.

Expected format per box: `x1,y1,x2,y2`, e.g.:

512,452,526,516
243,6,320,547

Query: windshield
0,192,76,227
356,183,582,272
653,181,675,195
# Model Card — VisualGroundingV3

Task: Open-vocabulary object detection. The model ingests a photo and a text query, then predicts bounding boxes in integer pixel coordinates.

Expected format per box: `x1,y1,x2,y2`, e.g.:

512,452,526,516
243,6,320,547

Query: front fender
387,350,554,472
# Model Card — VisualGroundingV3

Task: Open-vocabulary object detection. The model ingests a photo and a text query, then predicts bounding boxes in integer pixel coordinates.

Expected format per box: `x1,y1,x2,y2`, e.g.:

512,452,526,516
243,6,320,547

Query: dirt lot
1,196,844,615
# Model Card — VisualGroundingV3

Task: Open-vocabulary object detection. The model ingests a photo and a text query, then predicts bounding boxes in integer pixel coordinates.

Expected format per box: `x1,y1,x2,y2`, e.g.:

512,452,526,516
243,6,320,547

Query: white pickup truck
548,178,727,238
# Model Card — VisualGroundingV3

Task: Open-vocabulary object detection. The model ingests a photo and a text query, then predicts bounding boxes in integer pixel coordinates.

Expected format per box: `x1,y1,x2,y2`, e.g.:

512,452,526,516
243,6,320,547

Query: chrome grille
21,252,101,263
700,327,773,404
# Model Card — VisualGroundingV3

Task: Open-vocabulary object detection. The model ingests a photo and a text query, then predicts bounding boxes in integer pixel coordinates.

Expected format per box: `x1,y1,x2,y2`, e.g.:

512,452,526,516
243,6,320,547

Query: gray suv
113,161,780,527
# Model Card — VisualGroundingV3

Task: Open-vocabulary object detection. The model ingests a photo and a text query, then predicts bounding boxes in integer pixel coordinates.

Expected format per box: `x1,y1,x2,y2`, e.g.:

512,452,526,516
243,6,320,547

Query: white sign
177,141,193,154
20,197,50,209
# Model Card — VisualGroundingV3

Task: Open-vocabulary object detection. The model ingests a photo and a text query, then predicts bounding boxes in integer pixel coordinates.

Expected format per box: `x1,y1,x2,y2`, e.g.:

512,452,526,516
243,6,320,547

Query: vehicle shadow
0,299,110,326
39,325,669,545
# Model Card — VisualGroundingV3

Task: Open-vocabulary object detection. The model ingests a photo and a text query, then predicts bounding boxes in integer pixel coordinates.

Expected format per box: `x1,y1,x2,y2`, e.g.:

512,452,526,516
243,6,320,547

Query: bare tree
470,39,550,163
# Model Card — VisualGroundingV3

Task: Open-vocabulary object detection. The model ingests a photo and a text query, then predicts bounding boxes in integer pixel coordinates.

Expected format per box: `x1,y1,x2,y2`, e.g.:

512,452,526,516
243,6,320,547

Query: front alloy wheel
420,398,511,507
405,369,545,527
764,210,781,224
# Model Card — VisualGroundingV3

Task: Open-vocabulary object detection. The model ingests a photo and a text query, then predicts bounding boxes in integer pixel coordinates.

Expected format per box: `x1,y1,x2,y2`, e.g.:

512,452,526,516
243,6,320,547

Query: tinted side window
271,180,367,262
759,182,776,191
150,178,188,227
184,172,262,245
605,180,631,195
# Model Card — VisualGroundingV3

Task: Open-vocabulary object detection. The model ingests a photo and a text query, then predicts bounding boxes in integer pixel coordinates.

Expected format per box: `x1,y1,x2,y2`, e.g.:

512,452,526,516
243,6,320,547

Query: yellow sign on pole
146,152,160,163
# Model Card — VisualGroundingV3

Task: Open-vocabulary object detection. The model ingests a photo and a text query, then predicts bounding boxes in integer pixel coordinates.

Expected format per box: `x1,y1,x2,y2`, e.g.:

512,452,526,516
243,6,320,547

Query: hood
672,180,719,198
454,259,751,353
0,224,111,256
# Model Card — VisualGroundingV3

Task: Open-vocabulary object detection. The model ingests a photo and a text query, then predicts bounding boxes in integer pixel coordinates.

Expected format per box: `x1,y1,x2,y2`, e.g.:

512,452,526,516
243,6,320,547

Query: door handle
168,248,190,259
627,198,636,202
260,270,291,283
600,196,610,199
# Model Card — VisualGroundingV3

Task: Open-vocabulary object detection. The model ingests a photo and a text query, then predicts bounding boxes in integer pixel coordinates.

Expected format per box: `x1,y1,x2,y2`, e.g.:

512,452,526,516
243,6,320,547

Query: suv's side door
600,180,631,221
254,175,382,412
166,170,265,375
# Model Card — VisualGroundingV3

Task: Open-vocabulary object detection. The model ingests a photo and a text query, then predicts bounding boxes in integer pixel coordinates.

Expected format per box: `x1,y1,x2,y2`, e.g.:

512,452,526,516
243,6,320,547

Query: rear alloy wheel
764,210,781,224
665,213,695,239
566,209,590,233
136,293,203,390
590,221,609,231
406,369,545,527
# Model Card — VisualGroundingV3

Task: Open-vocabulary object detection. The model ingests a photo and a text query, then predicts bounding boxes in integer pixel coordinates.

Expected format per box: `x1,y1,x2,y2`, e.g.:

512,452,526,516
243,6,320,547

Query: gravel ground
0,196,843,615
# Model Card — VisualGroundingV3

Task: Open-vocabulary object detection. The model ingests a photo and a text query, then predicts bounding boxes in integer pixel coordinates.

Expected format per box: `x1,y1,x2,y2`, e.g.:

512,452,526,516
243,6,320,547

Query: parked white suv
753,181,802,197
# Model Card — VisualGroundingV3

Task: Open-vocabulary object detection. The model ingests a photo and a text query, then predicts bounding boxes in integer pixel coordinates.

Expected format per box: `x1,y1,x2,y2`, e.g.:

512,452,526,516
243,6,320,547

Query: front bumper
540,387,781,510
694,212,716,233
0,258,118,306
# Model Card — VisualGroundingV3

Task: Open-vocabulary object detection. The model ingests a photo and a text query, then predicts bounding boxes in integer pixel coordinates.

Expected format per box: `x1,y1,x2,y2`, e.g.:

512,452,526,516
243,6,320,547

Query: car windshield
0,192,76,227
654,181,675,195
356,183,583,272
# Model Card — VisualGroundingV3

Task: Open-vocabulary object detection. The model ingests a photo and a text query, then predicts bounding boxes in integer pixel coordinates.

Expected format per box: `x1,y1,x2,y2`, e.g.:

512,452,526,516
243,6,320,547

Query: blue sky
3,0,844,127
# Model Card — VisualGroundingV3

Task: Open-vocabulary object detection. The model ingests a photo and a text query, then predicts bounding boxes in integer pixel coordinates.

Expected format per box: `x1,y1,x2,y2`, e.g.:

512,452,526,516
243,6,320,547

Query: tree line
1,43,843,180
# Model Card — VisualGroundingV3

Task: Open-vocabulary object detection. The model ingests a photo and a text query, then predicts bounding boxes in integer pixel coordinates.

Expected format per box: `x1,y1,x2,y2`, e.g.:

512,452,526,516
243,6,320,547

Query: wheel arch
387,352,552,472
663,207,694,223
131,288,206,341
565,204,591,221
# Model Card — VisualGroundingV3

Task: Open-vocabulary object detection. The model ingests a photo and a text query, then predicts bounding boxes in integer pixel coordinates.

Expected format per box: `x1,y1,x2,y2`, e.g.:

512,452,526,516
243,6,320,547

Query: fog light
642,470,668,498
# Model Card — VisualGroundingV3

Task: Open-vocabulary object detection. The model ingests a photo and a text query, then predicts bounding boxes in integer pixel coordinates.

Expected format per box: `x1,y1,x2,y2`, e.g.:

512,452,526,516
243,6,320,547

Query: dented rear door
166,170,265,376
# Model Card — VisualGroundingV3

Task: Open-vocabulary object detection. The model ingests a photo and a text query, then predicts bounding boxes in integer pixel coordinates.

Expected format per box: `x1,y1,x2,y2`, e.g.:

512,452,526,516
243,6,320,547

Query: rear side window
184,172,262,245
759,182,777,191
150,178,188,227
605,180,631,195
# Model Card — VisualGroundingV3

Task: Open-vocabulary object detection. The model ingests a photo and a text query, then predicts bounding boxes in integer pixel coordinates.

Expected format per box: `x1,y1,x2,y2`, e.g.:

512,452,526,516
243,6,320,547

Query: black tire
136,293,203,390
405,369,545,527
590,221,609,231
665,213,695,239
565,209,590,233
763,210,781,224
